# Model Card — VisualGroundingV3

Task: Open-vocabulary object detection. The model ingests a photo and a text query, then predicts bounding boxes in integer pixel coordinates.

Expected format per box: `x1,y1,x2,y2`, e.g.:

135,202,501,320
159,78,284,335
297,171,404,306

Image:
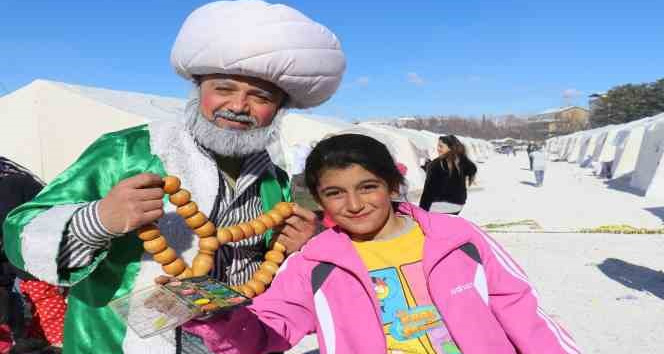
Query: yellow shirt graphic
352,218,462,354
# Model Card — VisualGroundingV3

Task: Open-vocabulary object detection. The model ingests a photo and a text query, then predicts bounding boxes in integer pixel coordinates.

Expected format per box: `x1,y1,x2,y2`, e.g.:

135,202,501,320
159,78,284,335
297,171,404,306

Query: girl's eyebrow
319,178,383,192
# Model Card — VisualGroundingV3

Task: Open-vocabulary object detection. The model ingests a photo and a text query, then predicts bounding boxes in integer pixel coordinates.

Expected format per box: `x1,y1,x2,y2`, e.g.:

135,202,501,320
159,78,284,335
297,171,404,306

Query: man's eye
252,95,273,104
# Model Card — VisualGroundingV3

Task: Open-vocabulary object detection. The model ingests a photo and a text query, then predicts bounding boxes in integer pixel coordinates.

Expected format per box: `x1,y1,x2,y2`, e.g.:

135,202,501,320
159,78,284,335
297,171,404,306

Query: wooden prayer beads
136,175,294,298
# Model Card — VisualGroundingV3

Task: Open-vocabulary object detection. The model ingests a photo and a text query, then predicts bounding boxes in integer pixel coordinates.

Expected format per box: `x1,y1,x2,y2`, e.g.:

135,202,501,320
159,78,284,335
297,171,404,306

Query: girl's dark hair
438,134,477,185
305,134,405,198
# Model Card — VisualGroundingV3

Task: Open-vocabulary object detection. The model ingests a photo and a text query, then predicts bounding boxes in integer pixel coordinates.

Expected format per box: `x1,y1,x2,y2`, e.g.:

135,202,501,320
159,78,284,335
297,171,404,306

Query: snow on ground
287,152,664,354
462,152,664,230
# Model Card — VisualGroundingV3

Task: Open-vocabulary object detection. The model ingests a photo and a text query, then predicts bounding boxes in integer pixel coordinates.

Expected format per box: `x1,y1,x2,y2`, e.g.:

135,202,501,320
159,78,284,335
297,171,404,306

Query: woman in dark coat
419,135,477,215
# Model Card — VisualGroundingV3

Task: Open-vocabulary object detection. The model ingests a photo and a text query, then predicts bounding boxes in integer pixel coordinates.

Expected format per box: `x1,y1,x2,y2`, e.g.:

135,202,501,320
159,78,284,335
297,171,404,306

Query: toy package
109,276,251,338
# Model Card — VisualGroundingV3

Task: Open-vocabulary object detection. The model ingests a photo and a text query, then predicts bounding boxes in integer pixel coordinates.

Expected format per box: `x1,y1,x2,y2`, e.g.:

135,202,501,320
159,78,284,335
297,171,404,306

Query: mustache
213,110,258,128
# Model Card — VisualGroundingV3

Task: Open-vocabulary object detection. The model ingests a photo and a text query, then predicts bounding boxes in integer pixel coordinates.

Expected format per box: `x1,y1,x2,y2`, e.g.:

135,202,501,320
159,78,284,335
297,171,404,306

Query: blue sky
1,0,663,120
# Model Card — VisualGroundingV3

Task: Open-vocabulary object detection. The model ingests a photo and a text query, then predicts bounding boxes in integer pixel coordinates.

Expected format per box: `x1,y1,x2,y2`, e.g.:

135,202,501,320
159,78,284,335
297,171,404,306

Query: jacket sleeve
2,127,161,286
419,161,442,211
468,224,580,354
184,254,317,354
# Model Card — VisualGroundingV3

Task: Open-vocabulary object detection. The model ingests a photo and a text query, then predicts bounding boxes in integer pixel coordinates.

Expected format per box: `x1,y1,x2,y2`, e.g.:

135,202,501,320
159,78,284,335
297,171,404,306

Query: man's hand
272,204,319,255
98,173,165,234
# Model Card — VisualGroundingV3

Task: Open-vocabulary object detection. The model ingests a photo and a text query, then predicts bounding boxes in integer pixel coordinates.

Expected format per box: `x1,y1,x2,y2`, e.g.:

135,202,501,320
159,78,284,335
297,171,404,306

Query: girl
182,134,579,354
419,135,477,215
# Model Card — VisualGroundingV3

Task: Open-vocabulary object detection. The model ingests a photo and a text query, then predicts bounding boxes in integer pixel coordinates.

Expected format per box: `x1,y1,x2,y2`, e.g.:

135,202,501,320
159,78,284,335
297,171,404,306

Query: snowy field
288,152,664,354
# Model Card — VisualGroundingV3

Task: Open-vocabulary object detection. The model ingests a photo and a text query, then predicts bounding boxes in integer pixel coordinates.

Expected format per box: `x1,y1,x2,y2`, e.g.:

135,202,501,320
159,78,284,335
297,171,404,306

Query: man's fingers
154,275,174,285
142,209,165,225
136,187,165,201
122,173,164,189
141,199,164,212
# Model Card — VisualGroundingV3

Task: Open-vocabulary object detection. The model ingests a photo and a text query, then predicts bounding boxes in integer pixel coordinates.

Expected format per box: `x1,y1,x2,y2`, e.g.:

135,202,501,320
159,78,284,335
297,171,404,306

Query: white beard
184,96,285,157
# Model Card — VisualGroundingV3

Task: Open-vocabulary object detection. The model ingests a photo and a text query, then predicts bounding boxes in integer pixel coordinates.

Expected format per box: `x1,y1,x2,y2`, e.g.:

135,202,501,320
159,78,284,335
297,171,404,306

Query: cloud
355,76,370,87
562,88,583,99
467,75,481,83
407,72,425,86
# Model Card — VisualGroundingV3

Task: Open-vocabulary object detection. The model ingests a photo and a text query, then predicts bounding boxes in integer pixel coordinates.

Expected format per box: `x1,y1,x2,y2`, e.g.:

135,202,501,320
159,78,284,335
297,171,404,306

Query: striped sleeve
57,201,119,269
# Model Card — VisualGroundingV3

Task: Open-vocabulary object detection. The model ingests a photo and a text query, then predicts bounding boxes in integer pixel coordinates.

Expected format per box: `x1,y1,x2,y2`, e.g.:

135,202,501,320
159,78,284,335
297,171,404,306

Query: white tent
0,79,184,182
630,116,664,196
357,123,427,191
610,114,664,180
276,113,354,175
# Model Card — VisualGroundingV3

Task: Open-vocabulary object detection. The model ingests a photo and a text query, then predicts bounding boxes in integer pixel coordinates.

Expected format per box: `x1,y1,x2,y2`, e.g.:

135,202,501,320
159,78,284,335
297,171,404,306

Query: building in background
527,106,589,139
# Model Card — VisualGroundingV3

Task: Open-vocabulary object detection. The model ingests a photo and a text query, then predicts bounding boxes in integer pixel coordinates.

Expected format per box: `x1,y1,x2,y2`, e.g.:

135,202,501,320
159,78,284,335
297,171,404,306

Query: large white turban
170,0,346,109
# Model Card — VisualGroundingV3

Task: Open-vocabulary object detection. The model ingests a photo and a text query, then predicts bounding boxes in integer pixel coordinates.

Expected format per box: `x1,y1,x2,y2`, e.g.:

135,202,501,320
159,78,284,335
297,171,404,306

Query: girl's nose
346,193,365,213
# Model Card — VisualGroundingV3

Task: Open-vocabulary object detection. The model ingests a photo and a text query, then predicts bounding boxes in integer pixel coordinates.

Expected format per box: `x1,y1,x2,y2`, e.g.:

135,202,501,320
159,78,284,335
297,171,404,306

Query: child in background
181,134,579,354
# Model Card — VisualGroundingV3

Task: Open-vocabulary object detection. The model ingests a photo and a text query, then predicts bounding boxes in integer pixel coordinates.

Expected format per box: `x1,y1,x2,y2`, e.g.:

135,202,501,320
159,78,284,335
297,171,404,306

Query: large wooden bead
199,236,220,253
217,228,233,244
246,279,266,295
169,189,191,207
177,268,193,279
274,202,294,218
162,258,187,276
191,253,214,276
153,247,177,265
266,210,284,225
249,219,267,235
272,241,287,253
185,212,208,229
253,269,273,284
144,236,168,254
137,224,160,241
257,214,276,229
260,261,280,275
176,201,198,219
238,223,255,238
228,226,245,242
194,221,216,238
265,250,285,264
162,176,181,195
238,285,255,298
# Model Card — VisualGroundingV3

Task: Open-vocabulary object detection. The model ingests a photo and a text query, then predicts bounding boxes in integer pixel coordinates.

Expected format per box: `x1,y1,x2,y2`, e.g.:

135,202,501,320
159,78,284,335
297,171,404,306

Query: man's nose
227,93,249,113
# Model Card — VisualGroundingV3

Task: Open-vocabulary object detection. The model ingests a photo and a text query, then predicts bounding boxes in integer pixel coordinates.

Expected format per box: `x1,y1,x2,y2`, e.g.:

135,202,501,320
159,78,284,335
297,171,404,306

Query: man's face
198,74,286,130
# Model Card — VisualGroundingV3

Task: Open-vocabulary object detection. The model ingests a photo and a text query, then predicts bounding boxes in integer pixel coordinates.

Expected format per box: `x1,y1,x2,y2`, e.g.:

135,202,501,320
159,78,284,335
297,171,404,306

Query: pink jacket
185,203,580,354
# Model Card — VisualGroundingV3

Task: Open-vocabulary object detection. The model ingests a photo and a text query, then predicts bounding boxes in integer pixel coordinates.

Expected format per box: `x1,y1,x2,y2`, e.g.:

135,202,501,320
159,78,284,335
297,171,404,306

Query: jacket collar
302,203,472,271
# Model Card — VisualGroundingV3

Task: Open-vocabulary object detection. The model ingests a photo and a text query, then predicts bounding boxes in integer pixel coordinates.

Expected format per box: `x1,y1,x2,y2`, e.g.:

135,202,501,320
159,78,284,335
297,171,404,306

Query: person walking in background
526,142,535,170
530,146,547,187
419,135,477,215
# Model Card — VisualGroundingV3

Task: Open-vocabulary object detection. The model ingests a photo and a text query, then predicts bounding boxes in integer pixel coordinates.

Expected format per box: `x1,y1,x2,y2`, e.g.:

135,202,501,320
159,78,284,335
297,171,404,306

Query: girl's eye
323,190,341,198
360,184,379,192
215,87,232,93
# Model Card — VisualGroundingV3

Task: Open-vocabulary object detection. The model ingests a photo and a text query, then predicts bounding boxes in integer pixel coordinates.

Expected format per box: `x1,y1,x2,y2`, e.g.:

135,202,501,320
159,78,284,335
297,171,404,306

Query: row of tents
0,79,493,193
546,112,664,201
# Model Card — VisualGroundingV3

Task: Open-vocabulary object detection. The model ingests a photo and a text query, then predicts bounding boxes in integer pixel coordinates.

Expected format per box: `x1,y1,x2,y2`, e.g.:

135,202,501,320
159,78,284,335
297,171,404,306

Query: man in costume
2,1,346,353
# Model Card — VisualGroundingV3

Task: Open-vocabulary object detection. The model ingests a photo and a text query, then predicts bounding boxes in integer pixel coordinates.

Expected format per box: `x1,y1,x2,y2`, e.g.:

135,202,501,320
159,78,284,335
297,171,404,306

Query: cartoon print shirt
352,217,462,354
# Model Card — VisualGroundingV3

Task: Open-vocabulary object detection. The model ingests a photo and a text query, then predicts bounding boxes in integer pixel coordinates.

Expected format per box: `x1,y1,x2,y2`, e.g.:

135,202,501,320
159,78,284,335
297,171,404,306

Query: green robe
2,122,291,354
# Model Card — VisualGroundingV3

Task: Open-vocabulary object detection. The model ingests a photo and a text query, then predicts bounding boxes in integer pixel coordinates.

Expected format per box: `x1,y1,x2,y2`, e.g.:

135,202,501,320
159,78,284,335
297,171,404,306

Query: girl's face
437,141,450,156
316,164,400,241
